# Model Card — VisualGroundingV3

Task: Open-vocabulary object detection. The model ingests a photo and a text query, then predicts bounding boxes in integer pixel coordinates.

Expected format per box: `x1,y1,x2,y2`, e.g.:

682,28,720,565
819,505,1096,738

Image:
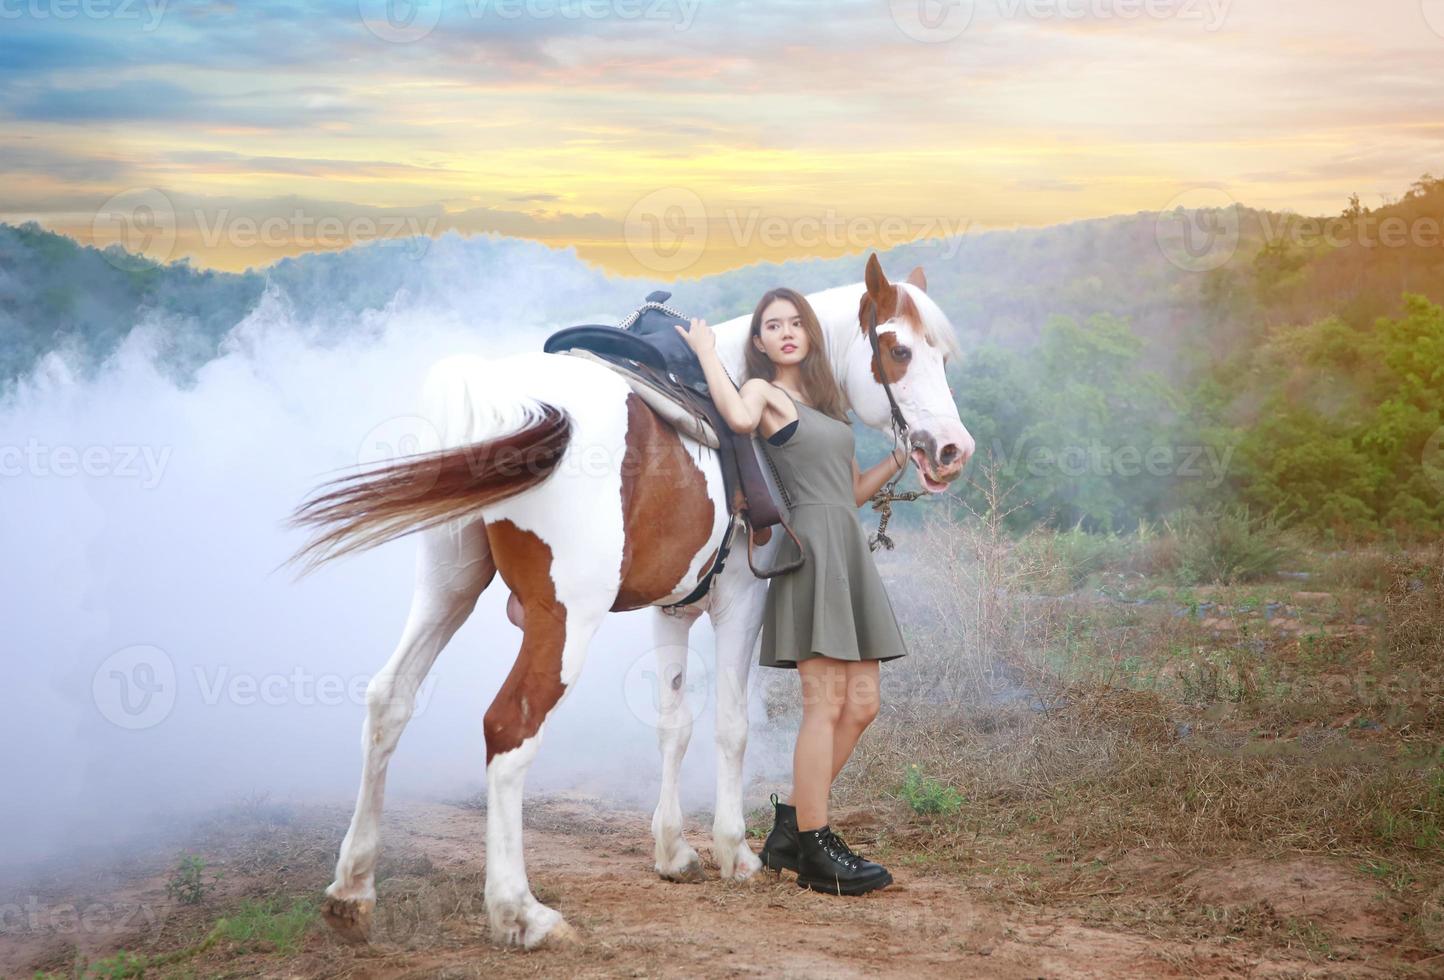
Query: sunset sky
3,0,1442,276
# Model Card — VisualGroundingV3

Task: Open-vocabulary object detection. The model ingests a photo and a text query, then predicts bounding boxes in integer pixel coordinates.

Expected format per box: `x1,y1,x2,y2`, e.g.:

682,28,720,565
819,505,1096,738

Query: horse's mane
895,281,964,361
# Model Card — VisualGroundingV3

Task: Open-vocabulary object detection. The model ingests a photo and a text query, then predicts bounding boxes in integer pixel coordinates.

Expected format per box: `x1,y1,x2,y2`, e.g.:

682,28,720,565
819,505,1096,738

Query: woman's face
752,297,810,366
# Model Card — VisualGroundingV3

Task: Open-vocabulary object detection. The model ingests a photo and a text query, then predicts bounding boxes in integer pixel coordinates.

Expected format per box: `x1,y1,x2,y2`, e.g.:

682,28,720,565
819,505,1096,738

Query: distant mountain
5,175,1442,394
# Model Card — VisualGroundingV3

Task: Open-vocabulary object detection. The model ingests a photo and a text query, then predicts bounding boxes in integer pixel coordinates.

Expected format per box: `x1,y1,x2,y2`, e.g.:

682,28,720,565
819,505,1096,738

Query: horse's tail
285,397,572,575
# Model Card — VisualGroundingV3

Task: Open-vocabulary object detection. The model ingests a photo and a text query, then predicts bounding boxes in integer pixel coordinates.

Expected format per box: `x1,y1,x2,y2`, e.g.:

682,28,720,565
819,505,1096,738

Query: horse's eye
891,346,911,361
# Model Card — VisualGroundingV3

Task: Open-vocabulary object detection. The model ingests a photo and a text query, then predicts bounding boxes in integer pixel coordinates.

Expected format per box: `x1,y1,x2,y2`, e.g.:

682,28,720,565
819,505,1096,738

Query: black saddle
543,292,709,393
542,292,804,603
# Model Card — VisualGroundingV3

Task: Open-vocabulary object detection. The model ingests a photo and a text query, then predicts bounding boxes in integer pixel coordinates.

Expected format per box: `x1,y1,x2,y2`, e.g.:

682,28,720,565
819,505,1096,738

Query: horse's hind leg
650,604,705,882
322,519,493,943
481,519,612,949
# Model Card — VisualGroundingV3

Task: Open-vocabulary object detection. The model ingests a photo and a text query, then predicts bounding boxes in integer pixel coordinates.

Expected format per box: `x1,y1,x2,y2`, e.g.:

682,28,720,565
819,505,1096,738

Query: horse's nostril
939,443,962,465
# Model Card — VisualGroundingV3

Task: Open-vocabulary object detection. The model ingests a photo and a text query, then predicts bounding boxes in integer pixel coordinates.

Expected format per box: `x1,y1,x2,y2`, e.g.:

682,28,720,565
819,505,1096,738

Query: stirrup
744,513,805,578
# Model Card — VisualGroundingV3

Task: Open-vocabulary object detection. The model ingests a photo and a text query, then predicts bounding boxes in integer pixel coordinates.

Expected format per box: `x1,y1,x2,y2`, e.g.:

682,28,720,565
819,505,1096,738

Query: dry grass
829,471,1444,968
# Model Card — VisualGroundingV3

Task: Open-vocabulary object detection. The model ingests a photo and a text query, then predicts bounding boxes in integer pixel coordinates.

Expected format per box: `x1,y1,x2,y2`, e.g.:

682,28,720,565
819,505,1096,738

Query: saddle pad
557,348,720,449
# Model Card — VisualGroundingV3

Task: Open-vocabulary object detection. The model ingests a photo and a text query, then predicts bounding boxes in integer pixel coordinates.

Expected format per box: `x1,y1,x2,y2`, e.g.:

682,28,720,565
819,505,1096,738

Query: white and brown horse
289,253,973,949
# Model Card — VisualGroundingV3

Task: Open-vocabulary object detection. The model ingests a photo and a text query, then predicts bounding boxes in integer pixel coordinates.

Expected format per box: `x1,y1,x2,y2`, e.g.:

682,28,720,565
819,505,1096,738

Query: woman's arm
853,449,907,508
673,317,771,434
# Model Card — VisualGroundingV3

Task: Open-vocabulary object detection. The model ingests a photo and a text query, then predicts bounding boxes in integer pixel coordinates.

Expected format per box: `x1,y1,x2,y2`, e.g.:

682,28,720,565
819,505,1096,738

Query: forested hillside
5,175,1441,538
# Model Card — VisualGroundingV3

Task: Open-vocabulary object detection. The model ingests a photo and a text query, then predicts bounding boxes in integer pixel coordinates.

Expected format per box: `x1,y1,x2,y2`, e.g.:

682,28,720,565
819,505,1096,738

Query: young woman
675,287,909,896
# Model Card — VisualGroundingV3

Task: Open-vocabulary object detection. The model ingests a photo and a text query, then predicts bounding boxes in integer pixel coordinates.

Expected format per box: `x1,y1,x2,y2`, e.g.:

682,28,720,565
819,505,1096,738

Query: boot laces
820,831,860,860
819,829,861,869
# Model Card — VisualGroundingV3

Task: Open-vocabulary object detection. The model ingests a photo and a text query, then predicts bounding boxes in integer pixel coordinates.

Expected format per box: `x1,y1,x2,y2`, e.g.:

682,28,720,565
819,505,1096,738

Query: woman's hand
674,317,716,356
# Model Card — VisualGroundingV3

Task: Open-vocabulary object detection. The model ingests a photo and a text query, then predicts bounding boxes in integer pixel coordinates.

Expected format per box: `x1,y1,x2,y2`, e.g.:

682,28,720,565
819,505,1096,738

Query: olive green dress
757,390,910,669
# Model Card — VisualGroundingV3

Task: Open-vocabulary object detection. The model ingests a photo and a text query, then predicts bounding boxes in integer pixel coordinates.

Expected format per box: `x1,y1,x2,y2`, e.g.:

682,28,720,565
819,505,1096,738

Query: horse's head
843,253,974,492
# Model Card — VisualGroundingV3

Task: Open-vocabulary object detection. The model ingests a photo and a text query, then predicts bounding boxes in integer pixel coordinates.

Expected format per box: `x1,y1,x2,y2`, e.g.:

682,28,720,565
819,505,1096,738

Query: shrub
1173,505,1292,584
165,854,220,906
896,764,965,816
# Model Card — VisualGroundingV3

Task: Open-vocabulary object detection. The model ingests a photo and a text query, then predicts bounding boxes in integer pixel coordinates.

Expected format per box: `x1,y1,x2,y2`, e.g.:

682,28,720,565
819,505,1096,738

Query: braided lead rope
868,484,927,551
619,300,691,331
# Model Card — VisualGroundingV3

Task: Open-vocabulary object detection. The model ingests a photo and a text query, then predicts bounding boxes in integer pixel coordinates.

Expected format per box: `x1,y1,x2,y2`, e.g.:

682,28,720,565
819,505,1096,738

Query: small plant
215,896,317,955
744,805,774,840
897,764,964,816
83,951,147,979
166,854,220,906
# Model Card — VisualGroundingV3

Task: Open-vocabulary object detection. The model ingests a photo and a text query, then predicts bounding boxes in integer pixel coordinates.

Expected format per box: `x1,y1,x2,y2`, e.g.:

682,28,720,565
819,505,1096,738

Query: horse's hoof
721,844,762,881
491,904,577,950
321,894,374,945
658,854,706,883
538,918,581,949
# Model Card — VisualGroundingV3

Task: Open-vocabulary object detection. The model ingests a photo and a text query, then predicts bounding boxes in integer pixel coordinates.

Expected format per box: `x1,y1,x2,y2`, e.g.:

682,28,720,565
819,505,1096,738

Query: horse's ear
864,252,888,295
906,266,927,292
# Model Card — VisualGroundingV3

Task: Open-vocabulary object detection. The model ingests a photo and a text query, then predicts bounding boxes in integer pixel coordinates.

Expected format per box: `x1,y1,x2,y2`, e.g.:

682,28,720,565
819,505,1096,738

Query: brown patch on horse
695,547,719,583
859,255,923,386
483,518,568,763
611,393,716,611
287,403,572,573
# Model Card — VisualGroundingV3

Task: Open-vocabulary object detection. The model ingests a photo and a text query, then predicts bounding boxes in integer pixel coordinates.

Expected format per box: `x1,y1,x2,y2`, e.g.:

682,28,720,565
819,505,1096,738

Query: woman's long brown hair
741,287,850,422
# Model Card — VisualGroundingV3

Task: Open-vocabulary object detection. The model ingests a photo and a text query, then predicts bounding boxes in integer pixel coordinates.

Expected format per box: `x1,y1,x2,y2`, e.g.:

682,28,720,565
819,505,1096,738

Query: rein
862,301,926,552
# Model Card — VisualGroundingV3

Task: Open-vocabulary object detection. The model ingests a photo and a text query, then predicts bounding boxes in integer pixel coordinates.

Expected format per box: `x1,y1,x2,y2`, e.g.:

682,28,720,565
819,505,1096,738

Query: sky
2,0,1442,276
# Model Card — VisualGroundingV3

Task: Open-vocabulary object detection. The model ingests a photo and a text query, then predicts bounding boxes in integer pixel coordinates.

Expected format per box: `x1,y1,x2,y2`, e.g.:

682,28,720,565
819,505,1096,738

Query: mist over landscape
3,171,1442,904
1,231,793,871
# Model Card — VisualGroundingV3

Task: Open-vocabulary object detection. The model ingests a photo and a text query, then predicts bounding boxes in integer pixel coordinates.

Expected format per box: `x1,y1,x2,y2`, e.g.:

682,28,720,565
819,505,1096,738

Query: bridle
863,299,911,441
861,298,927,552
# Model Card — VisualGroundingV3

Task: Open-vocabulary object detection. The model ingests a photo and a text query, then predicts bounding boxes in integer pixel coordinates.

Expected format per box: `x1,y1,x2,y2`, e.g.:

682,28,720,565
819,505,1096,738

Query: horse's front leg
650,604,706,882
708,562,768,881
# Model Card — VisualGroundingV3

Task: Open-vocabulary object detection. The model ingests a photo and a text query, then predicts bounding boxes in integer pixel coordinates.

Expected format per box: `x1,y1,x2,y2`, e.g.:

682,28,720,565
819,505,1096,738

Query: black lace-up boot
795,825,893,895
760,793,800,872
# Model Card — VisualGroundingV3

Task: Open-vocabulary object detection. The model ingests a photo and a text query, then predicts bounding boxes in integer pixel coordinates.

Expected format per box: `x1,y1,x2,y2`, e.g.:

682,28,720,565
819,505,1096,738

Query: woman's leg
830,659,880,782
792,656,847,830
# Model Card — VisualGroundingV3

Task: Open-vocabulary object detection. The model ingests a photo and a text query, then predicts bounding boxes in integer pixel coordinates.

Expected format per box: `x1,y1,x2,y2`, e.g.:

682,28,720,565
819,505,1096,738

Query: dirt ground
4,793,1415,979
